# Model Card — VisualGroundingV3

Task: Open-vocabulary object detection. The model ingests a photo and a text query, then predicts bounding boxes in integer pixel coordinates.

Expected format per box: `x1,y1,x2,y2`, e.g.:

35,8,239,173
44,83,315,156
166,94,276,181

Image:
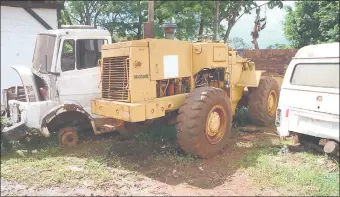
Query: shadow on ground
1,124,285,189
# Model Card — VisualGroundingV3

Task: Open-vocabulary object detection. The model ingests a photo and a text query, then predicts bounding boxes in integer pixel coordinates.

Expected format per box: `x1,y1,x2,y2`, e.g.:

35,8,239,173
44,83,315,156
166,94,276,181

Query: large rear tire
176,87,232,158
248,78,279,126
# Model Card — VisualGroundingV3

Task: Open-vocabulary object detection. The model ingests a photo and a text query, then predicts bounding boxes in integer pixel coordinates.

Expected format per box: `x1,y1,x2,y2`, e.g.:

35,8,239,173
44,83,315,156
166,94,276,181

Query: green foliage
284,1,340,48
232,106,252,127
227,37,252,49
61,0,284,42
61,1,107,26
133,125,177,143
219,0,283,42
266,43,290,49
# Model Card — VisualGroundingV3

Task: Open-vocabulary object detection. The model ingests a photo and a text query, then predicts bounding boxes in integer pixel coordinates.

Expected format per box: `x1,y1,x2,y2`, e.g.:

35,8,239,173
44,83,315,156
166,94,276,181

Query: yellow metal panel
129,47,157,103
236,70,263,87
155,94,187,112
228,51,237,66
230,63,243,85
145,102,165,119
129,104,145,122
91,99,146,122
230,86,244,115
192,43,229,75
149,39,192,80
213,46,227,62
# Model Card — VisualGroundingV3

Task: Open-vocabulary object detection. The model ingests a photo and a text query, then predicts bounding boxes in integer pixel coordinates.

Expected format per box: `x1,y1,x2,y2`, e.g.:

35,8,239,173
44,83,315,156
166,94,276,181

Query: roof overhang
1,0,64,10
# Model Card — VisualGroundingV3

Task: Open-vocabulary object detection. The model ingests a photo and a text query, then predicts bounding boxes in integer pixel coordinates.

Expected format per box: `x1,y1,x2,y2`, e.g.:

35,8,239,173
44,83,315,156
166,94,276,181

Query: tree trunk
223,16,236,43
85,2,91,25
198,16,204,36
223,23,234,43
136,1,143,39
137,15,142,39
64,10,73,25
93,11,100,28
251,8,261,49
213,0,220,40
252,40,259,49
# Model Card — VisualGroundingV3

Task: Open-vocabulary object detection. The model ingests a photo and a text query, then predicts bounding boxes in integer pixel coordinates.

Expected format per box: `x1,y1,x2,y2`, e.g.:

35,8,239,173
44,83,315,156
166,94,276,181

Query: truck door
56,38,108,115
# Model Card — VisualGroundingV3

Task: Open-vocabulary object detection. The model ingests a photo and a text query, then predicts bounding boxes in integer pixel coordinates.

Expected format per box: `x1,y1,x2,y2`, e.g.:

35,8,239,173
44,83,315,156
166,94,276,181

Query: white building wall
1,6,57,102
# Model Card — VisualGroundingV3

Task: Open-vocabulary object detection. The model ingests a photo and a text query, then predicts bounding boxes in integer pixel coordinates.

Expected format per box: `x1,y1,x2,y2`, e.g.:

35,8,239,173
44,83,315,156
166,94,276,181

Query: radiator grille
102,56,129,101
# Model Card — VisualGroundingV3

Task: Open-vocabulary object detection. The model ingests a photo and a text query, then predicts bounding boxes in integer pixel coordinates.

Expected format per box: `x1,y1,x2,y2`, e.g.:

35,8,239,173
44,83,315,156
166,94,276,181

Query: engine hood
11,66,40,102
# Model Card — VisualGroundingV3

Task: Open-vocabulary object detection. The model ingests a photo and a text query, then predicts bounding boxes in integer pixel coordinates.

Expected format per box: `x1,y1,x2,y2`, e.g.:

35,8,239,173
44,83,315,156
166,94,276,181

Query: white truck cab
276,42,339,153
2,25,123,146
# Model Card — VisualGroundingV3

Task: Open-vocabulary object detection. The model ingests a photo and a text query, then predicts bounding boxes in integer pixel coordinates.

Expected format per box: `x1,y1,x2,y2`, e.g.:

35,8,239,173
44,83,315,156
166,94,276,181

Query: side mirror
97,59,101,67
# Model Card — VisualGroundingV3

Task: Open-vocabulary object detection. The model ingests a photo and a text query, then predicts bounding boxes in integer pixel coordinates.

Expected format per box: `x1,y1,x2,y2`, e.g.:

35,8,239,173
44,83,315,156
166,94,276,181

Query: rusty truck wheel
248,78,279,126
176,87,232,158
57,127,79,147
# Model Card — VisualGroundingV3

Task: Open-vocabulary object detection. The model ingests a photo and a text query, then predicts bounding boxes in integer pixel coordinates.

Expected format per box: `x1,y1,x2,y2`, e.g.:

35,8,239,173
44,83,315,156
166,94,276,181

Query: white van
275,43,339,149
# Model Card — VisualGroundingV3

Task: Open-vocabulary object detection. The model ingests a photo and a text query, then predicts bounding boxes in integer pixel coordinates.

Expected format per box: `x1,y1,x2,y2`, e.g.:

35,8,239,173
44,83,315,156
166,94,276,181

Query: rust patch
41,104,93,127
63,104,79,111
93,118,124,135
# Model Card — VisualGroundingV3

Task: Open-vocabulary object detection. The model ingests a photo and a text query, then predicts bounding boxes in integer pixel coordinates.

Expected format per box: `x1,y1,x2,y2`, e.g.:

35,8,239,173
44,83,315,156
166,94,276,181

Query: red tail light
285,108,289,118
40,87,48,99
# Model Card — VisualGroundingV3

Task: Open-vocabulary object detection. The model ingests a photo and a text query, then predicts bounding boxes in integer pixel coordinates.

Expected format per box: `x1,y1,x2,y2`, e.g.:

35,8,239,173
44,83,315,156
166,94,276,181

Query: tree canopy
60,0,283,43
283,1,339,48
266,43,289,49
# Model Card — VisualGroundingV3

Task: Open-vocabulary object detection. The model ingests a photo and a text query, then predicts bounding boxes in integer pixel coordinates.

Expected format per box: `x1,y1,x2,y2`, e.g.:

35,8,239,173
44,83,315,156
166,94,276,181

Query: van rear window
290,63,339,88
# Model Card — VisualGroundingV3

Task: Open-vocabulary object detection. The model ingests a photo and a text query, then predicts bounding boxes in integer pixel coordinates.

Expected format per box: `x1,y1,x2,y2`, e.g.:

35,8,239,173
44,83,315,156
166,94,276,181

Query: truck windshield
291,63,339,88
32,34,56,72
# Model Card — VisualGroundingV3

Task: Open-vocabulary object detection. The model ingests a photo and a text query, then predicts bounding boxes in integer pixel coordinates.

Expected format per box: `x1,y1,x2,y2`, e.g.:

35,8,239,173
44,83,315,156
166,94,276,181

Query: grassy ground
1,140,113,187
234,141,339,196
1,117,339,196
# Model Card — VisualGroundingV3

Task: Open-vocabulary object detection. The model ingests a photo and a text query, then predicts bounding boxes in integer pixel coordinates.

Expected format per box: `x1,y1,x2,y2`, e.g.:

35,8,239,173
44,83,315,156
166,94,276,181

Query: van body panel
276,43,339,142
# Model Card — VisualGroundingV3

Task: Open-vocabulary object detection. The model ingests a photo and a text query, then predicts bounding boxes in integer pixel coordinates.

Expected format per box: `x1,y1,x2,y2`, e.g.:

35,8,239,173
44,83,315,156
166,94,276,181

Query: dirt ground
0,126,335,196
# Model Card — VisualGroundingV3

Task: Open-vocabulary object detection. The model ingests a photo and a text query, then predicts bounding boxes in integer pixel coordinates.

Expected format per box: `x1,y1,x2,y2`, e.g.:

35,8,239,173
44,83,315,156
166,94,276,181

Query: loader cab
29,26,111,114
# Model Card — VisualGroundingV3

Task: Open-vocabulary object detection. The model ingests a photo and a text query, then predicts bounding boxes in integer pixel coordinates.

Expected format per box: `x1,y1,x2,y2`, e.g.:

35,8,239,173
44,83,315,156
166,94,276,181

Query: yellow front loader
91,25,279,158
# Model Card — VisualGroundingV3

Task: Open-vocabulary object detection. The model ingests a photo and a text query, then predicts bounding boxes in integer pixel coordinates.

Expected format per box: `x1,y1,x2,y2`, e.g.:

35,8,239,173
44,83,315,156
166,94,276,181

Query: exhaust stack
143,0,155,39
162,23,177,40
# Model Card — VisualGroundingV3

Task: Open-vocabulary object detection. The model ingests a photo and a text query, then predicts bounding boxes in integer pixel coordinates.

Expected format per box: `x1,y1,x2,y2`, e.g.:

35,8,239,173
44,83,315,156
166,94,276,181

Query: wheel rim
205,105,227,145
267,90,277,116
61,131,78,146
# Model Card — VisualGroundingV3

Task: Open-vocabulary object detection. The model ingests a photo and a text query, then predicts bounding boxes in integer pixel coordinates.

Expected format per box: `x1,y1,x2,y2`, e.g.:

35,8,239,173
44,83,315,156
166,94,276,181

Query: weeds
133,124,177,143
232,106,252,128
234,144,339,196
1,144,112,187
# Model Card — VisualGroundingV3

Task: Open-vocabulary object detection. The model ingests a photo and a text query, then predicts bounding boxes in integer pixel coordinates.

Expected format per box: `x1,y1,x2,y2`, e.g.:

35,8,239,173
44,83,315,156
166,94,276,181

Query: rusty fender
40,104,94,137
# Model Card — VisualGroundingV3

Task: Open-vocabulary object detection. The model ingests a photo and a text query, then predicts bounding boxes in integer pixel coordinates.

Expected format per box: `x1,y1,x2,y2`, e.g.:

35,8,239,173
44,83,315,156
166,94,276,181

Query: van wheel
248,78,279,126
176,87,232,159
57,127,79,147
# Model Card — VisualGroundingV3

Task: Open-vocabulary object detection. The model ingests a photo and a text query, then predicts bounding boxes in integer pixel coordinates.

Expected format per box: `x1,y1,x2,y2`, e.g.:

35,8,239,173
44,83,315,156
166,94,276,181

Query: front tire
248,78,279,126
176,87,232,158
57,127,79,147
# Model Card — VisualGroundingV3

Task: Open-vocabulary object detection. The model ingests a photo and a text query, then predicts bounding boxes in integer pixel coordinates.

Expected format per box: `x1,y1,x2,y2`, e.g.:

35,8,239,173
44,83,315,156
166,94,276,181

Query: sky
224,1,296,49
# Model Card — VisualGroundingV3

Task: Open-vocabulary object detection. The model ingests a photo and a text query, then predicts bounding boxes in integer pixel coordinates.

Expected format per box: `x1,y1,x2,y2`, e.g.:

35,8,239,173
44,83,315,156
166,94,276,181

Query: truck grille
102,56,129,101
